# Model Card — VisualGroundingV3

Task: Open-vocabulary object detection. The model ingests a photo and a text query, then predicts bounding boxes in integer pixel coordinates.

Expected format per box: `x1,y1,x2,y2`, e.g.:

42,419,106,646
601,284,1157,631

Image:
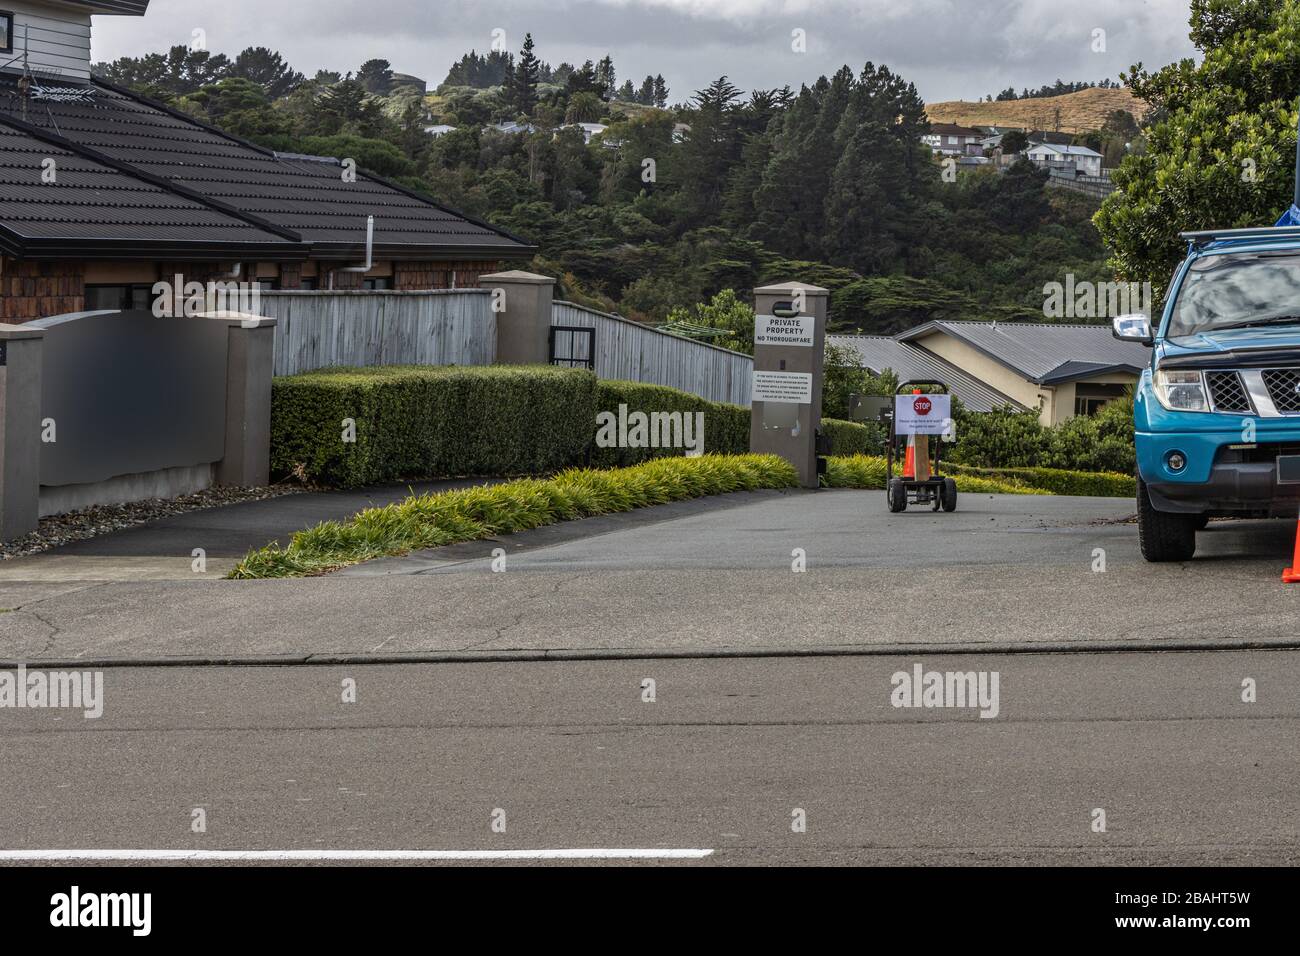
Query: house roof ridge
93,77,534,252
0,112,300,244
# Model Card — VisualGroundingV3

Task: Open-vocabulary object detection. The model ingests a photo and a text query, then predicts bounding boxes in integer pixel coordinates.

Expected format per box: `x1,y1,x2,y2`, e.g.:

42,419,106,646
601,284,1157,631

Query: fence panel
551,301,753,405
261,290,495,376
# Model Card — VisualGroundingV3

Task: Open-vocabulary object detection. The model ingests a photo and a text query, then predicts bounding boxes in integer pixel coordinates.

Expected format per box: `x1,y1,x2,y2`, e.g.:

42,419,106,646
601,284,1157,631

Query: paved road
0,490,1296,663
1,651,1295,865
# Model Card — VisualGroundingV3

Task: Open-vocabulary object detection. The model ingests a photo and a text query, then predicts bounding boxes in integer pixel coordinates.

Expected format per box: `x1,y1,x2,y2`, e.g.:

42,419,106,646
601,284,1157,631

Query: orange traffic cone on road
902,434,916,480
1284,508,1300,583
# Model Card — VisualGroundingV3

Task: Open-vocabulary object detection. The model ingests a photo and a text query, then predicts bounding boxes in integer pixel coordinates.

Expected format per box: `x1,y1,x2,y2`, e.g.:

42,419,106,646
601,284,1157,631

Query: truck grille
1207,371,1251,413
1263,368,1300,413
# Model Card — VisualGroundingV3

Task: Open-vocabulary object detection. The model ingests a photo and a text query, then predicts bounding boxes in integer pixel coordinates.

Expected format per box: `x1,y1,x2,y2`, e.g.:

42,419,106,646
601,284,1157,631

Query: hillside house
1025,142,1103,178
922,123,985,157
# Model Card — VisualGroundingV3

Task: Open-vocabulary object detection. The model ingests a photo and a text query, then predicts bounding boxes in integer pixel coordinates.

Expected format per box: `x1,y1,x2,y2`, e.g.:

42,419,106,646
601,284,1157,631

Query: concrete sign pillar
479,270,556,365
750,282,828,489
0,323,44,540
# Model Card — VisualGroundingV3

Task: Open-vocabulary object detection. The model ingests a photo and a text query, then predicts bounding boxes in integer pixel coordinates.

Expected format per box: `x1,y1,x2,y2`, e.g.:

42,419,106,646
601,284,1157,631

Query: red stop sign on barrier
913,396,933,416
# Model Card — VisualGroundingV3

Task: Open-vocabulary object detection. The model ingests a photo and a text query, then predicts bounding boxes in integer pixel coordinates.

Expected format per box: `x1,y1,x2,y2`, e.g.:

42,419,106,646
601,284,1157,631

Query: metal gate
550,325,596,370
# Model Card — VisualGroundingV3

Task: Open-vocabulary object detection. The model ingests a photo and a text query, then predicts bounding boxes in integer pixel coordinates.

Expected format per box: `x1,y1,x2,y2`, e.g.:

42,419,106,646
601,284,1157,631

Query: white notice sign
753,371,813,404
894,393,953,436
755,314,815,348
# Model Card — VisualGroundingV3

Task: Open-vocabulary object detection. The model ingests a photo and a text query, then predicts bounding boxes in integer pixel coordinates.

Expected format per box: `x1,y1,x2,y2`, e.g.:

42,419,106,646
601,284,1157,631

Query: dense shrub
952,397,1136,475
823,455,1048,495
820,418,885,456
592,381,883,465
945,464,1135,498
271,365,597,488
591,380,749,467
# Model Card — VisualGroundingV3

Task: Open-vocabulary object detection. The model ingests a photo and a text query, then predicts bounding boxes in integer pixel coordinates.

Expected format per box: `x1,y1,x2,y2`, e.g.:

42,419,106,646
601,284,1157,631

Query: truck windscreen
1169,251,1300,337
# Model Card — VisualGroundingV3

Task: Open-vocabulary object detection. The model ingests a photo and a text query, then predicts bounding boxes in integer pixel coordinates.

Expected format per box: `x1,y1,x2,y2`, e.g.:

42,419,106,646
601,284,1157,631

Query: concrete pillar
0,324,44,540
213,317,277,488
750,282,829,489
479,270,555,365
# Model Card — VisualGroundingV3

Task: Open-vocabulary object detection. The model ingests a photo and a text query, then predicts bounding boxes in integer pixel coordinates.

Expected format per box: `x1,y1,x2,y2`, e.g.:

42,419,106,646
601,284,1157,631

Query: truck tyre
887,478,907,513
1137,478,1197,562
940,477,958,512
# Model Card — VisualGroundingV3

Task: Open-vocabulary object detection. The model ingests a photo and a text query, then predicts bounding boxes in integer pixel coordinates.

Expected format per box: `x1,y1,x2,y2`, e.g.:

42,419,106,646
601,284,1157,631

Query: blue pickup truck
1114,226,1300,561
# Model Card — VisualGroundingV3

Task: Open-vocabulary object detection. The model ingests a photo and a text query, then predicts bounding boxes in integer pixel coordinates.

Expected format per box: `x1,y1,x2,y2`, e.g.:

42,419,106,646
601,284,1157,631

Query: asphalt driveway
0,488,1297,664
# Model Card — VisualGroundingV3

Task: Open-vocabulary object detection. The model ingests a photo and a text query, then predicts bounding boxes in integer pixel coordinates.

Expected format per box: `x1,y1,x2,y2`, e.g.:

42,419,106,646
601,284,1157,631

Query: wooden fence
552,301,753,405
259,290,495,377
258,290,754,404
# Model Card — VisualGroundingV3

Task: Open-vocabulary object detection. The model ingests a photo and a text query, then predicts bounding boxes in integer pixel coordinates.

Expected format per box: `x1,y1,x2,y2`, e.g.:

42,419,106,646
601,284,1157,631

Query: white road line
0,848,714,862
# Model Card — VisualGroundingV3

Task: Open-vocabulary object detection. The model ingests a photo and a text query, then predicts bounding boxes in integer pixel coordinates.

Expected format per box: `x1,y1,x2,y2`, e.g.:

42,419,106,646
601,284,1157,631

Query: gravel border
0,484,307,560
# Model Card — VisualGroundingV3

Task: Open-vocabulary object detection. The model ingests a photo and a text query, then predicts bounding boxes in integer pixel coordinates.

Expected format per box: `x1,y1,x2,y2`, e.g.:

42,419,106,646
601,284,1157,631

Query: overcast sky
90,0,1198,104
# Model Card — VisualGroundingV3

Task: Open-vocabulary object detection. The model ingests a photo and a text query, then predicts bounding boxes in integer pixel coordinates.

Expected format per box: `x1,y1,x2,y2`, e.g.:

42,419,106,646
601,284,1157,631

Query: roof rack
1180,226,1300,248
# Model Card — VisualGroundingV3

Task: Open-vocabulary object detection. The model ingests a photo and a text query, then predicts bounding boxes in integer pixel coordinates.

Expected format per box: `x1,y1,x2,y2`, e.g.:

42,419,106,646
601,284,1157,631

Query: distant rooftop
897,320,1151,385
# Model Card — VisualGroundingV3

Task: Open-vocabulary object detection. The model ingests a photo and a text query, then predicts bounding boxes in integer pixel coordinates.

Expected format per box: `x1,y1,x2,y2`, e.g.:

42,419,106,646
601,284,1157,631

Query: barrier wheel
887,479,907,513
941,477,958,512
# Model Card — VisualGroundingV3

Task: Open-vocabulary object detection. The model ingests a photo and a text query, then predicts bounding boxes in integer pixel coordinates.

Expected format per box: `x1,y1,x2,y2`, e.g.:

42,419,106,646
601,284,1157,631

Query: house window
299,277,318,290
1074,383,1129,417
946,135,956,145
362,277,391,290
85,284,154,311
0,13,12,55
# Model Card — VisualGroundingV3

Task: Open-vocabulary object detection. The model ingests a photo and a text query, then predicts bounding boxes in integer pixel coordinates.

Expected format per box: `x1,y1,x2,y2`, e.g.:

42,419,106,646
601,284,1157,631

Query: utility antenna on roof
18,25,31,122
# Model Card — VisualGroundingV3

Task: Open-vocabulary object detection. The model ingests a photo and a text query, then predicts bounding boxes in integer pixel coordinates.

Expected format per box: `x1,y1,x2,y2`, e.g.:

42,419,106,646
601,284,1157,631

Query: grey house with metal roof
826,334,1023,413
893,320,1151,425
0,0,532,321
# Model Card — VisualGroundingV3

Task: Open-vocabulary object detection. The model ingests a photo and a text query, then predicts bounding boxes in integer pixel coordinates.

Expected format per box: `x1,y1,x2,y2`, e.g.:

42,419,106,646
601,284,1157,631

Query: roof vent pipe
332,216,375,289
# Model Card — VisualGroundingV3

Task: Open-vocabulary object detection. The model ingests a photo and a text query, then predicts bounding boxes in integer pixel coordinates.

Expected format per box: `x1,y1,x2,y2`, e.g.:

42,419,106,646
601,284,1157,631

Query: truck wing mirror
1112,313,1153,345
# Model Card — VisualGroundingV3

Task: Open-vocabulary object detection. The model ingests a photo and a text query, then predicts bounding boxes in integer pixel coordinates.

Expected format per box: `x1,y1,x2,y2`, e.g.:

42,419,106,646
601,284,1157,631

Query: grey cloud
90,0,1197,104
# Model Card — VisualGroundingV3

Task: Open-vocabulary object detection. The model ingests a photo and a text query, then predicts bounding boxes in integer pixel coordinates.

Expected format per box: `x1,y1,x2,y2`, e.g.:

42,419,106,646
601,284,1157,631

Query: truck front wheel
1137,477,1197,562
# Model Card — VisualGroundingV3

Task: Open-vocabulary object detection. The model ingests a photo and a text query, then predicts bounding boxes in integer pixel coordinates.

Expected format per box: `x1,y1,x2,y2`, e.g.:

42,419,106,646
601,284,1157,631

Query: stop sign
913,396,933,416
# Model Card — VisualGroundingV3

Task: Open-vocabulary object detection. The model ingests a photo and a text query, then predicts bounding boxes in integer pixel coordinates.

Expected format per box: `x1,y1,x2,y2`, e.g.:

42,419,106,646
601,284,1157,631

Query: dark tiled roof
0,77,532,260
896,321,1151,384
82,1,151,12
0,122,295,257
827,335,1024,413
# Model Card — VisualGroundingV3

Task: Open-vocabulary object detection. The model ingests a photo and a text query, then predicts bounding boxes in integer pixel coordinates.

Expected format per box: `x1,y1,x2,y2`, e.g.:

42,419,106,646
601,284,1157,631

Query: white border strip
0,849,713,862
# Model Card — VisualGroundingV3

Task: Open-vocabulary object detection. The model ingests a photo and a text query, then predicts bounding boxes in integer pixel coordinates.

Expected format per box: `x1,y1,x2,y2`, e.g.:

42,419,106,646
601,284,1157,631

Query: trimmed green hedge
946,463,1136,498
271,365,598,488
591,380,749,467
820,418,884,456
823,455,1048,495
230,454,799,578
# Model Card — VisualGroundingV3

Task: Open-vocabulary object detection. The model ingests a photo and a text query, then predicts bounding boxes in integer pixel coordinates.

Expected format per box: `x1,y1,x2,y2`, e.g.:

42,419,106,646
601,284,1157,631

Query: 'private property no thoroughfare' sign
755,314,815,348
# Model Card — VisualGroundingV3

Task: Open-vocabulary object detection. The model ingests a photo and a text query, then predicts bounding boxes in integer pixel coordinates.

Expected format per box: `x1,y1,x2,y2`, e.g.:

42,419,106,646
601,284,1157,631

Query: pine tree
596,56,616,100
638,75,656,106
653,74,668,108
510,33,540,116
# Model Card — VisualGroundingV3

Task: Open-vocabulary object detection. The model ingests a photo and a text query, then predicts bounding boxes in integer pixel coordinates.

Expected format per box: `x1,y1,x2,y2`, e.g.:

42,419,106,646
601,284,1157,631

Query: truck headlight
1155,369,1209,412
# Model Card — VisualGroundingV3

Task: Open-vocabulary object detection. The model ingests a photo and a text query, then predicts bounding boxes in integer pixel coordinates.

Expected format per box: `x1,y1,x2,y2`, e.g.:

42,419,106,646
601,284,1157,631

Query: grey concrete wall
0,325,45,540
480,271,555,365
39,464,214,518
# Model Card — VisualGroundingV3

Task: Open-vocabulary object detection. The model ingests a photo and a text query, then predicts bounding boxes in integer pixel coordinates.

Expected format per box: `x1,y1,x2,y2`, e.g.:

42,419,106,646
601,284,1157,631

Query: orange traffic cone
1284,508,1300,583
902,434,916,479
